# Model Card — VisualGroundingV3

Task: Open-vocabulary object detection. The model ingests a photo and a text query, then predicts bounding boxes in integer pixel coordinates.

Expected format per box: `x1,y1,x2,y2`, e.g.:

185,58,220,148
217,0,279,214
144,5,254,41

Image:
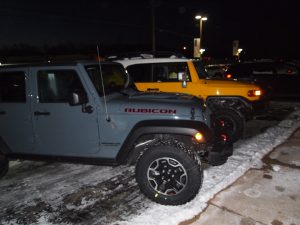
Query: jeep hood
129,91,199,101
106,91,206,120
125,91,204,110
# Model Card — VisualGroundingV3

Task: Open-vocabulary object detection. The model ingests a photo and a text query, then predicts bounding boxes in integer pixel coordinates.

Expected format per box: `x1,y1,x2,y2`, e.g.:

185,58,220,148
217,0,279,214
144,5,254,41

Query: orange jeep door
127,62,193,95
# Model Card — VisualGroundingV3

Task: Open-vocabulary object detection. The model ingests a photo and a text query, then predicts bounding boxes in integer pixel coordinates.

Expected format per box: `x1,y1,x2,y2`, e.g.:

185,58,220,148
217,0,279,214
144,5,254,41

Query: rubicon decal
125,108,176,114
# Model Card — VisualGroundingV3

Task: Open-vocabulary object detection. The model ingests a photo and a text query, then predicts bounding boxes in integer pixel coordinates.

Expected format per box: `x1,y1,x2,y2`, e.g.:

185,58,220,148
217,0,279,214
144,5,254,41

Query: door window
37,70,85,103
152,63,191,82
0,72,26,102
126,63,190,82
85,64,127,96
252,63,274,75
276,63,299,75
126,64,152,82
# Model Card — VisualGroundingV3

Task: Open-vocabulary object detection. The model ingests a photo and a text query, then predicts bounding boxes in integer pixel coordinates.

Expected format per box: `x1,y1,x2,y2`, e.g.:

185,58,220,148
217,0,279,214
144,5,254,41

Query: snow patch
117,110,300,225
272,165,281,172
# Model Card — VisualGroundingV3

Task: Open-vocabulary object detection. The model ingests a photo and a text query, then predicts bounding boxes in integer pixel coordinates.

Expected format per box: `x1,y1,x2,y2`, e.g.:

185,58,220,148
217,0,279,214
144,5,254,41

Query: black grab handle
34,111,50,116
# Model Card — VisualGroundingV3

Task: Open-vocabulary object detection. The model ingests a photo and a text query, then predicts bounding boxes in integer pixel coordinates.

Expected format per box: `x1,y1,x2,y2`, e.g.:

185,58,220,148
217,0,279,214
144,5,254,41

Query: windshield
192,61,209,79
85,64,127,96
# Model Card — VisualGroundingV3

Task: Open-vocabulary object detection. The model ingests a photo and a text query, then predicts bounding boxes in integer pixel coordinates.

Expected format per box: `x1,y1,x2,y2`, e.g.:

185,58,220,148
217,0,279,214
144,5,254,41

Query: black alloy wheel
212,108,245,143
135,143,203,205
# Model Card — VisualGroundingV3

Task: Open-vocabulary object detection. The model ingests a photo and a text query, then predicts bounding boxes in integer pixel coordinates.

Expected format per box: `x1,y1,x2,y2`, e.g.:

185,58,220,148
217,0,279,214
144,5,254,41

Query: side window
152,63,191,82
152,65,168,81
0,72,26,102
193,61,209,79
126,64,152,82
252,63,274,75
37,70,85,103
230,64,252,78
276,63,299,75
85,64,127,96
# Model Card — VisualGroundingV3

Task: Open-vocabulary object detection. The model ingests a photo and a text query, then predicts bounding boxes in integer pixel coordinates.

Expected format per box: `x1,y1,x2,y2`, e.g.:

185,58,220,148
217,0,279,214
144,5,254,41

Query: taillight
248,90,262,97
221,134,228,142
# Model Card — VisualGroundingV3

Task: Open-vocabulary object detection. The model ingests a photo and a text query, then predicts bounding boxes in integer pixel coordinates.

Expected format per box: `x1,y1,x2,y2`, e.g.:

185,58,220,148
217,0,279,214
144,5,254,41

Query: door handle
0,111,6,115
34,111,50,116
147,88,159,91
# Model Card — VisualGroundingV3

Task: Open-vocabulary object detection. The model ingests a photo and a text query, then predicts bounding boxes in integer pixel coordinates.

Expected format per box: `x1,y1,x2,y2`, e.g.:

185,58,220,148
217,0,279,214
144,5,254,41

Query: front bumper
204,142,233,166
251,97,270,117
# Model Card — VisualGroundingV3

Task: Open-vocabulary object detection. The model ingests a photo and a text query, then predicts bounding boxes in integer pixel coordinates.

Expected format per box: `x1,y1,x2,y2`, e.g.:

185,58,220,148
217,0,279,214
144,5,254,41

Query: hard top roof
0,60,120,69
106,51,186,60
115,58,190,68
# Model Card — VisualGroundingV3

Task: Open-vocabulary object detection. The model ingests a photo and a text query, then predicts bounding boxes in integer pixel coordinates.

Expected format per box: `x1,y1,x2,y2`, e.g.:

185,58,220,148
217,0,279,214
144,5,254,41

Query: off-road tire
135,140,203,205
212,108,245,143
0,155,8,178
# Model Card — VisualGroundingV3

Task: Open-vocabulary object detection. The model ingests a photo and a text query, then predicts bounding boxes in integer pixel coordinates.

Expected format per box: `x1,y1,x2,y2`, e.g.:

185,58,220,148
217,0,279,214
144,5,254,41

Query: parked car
112,53,269,142
225,60,300,98
0,60,232,205
205,64,229,78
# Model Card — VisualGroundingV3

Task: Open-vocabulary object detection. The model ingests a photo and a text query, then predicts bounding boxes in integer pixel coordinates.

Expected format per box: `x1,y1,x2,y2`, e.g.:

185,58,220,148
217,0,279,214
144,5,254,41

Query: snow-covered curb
115,109,300,225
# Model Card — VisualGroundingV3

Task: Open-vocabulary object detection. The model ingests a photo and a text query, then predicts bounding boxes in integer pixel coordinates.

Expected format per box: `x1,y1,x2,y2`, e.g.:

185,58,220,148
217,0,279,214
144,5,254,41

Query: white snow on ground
114,109,300,225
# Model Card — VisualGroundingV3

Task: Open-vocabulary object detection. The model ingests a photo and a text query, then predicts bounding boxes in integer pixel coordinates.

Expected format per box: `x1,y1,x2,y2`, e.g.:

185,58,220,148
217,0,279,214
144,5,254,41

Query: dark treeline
0,42,298,64
0,42,190,63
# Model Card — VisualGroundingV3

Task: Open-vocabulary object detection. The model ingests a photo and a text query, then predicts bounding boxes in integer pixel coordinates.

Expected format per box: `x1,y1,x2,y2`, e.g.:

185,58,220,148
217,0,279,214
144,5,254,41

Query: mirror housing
182,71,187,88
69,90,88,106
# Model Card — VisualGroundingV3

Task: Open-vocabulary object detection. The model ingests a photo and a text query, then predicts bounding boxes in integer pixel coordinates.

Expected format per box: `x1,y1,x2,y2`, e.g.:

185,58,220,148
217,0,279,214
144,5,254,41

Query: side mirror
69,90,88,106
181,71,187,88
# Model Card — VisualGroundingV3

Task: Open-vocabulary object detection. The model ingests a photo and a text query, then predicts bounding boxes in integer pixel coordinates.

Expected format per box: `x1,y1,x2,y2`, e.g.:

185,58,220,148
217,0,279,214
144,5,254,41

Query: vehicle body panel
0,61,211,161
0,68,35,154
116,58,267,118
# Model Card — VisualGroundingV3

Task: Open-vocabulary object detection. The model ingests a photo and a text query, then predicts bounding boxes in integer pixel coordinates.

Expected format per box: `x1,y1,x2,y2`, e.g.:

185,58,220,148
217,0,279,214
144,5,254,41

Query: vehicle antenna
97,45,111,122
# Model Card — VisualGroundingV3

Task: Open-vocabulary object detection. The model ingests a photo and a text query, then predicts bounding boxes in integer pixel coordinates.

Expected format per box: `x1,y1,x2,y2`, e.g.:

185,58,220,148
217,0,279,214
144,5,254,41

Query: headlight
248,90,262,97
194,132,204,142
225,74,232,79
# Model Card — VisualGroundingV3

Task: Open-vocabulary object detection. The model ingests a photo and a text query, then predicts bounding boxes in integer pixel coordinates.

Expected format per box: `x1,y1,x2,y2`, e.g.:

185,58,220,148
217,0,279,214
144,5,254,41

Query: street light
195,15,207,58
237,48,243,61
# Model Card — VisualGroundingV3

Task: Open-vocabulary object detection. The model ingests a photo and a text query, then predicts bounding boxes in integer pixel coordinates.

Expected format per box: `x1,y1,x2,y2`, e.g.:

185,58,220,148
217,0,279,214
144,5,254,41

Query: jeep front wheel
0,155,8,178
135,142,203,205
212,108,245,143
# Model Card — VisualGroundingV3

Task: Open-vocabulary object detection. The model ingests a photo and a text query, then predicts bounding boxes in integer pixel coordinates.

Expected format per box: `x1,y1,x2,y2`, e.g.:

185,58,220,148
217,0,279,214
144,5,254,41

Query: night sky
1,0,299,58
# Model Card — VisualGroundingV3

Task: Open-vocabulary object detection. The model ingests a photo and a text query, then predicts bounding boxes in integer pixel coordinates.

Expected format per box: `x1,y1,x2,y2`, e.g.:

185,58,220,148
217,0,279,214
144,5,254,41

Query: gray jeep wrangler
0,61,231,205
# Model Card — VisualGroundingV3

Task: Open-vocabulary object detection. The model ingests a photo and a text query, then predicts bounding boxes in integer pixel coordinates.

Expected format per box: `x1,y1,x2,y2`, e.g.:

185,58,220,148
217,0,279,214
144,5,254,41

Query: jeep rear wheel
212,108,245,143
0,155,8,178
135,142,203,205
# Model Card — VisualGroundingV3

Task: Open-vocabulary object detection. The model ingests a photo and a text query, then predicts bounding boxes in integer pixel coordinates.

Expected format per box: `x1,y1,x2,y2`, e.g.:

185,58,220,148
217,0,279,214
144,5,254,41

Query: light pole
195,15,207,58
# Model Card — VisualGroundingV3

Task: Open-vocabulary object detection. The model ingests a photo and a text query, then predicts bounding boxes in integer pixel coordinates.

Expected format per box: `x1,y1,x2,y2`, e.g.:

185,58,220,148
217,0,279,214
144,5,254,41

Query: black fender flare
0,137,11,155
116,120,212,164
